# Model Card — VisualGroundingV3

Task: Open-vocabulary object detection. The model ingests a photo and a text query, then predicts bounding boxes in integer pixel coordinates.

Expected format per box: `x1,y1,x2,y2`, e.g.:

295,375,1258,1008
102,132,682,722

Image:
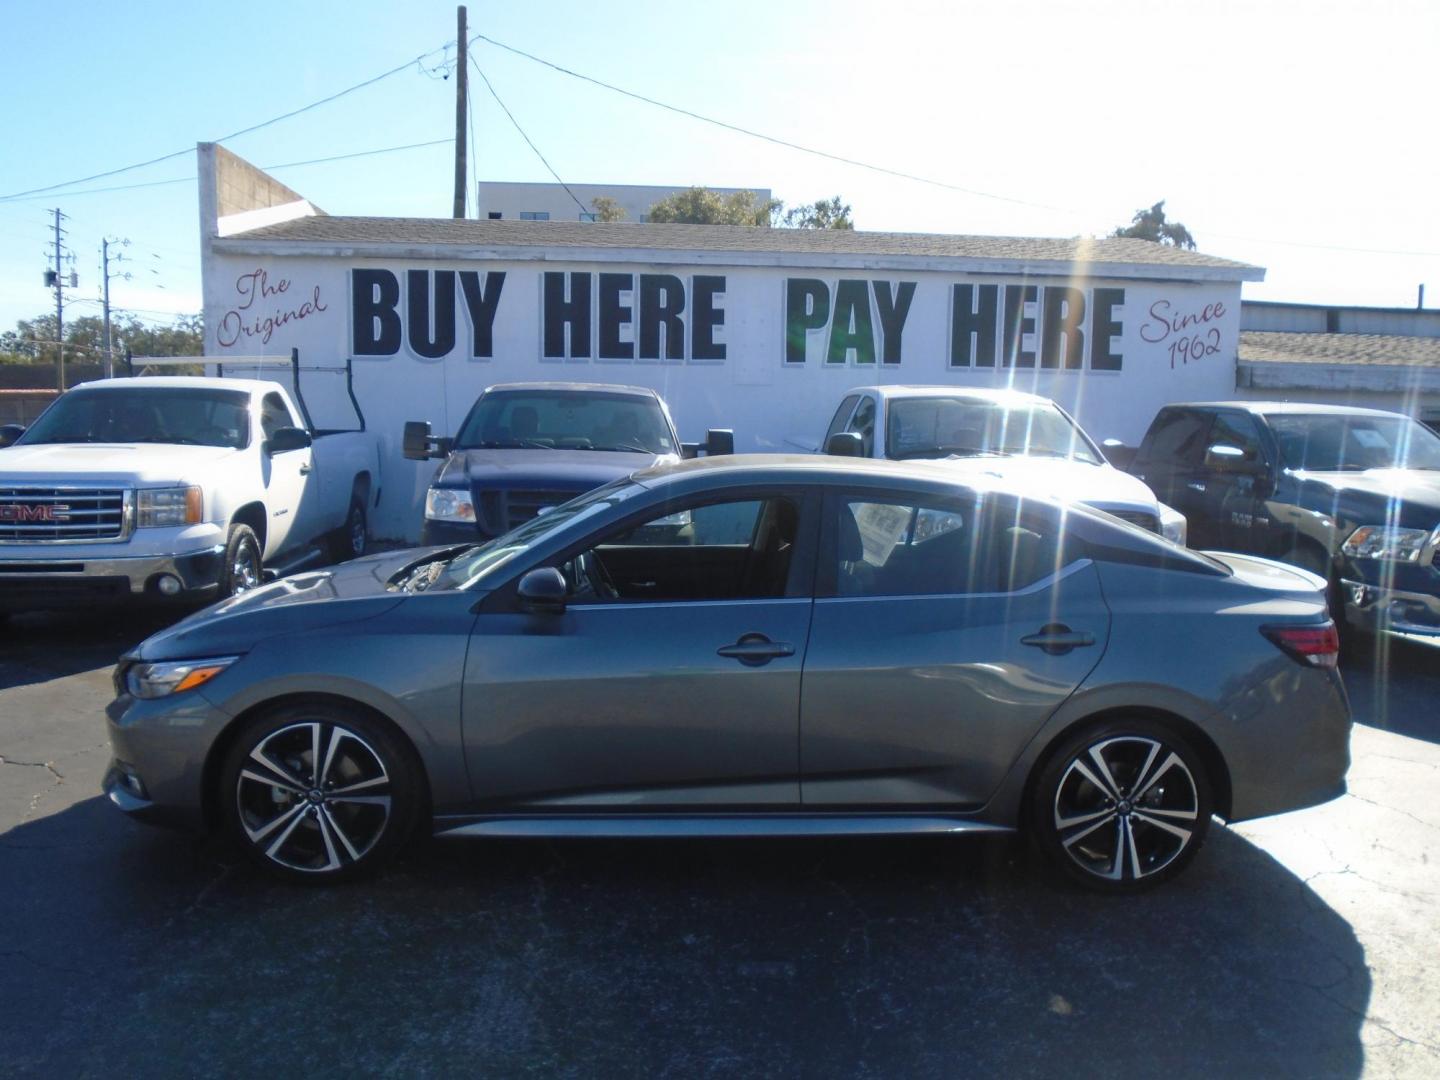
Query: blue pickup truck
1130,401,1440,645
404,382,732,545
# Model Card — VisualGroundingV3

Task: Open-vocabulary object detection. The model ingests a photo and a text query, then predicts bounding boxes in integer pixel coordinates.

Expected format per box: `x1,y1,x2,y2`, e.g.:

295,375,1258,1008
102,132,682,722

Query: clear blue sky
1,0,1436,336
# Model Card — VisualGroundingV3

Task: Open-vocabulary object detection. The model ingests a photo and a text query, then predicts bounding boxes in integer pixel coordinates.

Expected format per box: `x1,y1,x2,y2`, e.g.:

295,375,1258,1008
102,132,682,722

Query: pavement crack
1345,791,1439,831
0,755,64,783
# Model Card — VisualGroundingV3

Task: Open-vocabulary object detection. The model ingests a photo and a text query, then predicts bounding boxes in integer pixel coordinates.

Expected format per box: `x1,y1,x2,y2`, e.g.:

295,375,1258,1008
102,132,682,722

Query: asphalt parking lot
1,610,1437,1078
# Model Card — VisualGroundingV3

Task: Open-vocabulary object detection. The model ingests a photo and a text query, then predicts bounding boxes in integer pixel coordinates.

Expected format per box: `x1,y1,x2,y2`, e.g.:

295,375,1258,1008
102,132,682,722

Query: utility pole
46,208,74,391
453,5,468,218
101,238,131,378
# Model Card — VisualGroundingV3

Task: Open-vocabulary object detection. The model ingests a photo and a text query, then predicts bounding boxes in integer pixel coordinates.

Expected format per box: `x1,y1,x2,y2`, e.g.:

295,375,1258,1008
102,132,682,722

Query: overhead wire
471,54,588,216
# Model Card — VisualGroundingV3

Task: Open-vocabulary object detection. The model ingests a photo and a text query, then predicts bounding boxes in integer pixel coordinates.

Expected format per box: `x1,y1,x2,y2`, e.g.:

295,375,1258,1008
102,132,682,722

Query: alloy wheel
236,721,392,874
1052,735,1201,884
232,545,261,594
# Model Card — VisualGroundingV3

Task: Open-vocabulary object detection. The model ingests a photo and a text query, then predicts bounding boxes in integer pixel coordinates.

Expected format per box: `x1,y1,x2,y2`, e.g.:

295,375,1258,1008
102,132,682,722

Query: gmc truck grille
0,487,130,543
1105,510,1161,534
477,489,580,535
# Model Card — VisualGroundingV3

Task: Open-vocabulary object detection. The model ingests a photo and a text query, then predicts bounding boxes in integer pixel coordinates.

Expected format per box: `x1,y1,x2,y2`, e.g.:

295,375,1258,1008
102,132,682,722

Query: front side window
454,391,676,454
884,397,1100,464
824,395,861,445
259,393,292,442
1268,414,1440,472
831,494,1060,597
1138,408,1211,468
20,387,251,449
561,496,801,603
1205,412,1267,467
847,396,877,457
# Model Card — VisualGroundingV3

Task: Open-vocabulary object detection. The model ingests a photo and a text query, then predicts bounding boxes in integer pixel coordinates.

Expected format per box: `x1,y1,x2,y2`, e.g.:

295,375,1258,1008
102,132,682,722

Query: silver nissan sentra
104,455,1351,893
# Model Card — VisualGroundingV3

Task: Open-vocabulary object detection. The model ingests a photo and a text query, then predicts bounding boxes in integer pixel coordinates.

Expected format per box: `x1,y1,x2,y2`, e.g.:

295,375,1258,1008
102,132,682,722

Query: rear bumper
0,545,225,610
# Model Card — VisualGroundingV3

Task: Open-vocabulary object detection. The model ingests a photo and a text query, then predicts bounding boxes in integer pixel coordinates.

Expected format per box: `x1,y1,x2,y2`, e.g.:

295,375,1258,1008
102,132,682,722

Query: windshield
19,387,251,449
433,477,642,590
1269,414,1440,471
453,390,676,454
886,397,1102,464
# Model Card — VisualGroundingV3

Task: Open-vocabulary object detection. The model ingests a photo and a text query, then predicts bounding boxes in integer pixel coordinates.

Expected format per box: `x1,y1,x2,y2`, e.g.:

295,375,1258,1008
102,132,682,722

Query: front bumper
0,545,225,610
1340,578,1440,640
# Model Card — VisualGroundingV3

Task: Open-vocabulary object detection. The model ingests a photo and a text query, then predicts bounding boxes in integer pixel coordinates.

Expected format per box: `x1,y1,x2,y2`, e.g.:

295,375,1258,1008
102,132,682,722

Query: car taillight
1261,622,1340,669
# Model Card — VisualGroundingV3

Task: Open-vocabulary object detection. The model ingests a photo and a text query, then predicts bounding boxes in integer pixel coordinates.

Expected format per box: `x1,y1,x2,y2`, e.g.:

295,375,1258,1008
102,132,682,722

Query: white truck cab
821,385,1187,544
0,355,381,611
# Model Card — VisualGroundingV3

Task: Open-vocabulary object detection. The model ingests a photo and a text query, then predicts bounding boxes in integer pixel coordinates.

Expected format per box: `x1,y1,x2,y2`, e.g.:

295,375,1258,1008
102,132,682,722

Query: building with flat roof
475,181,773,224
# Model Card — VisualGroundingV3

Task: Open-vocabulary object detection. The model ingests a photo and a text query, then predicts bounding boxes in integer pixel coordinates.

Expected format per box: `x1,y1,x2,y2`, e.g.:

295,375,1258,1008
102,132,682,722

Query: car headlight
425,487,475,523
125,656,238,699
1341,525,1429,563
1158,502,1188,546
137,486,202,527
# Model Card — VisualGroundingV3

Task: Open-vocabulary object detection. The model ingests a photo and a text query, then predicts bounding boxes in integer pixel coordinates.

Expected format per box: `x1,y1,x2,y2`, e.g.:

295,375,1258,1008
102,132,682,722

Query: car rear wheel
1031,719,1213,894
219,702,421,883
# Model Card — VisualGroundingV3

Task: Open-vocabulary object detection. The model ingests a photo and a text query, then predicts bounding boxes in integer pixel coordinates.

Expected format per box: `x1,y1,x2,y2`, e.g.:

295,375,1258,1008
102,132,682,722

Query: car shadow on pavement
1342,637,1440,745
1,798,1368,1078
0,609,185,691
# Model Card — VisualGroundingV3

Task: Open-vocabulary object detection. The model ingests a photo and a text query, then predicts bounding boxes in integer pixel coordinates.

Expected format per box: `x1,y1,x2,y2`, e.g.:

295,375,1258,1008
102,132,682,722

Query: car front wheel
1031,719,1213,893
219,703,421,883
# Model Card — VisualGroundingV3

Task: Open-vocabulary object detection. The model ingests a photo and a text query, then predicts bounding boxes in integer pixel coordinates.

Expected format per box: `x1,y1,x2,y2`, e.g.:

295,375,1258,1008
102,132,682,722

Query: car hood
130,546,453,661
436,447,674,491
0,442,235,486
919,455,1162,514
1293,468,1440,516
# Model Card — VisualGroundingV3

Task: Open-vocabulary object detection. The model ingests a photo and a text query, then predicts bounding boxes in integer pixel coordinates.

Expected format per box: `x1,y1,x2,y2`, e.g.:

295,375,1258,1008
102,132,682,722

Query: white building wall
203,252,1243,541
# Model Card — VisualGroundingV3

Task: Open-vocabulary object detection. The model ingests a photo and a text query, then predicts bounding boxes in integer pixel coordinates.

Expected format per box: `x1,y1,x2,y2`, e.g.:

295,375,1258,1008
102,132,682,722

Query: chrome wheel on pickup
220,703,420,882
222,524,262,597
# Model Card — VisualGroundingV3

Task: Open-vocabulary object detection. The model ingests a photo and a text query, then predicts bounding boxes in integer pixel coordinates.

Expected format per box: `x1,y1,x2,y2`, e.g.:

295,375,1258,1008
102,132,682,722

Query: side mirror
705,428,734,457
403,420,453,461
516,566,567,614
1204,443,1257,472
267,426,312,455
826,432,864,457
0,424,25,449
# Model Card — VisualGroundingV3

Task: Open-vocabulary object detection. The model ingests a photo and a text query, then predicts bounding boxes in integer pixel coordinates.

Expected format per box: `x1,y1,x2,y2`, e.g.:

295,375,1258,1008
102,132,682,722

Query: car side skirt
431,813,1015,839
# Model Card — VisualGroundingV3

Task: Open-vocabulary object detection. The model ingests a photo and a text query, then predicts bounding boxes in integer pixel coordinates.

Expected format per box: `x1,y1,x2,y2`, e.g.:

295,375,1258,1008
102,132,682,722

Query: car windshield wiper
588,443,653,454
467,439,557,450
128,436,204,445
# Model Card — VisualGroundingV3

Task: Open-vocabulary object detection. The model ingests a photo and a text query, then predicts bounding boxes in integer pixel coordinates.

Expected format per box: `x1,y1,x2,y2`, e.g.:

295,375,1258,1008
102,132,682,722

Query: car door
461,490,818,808
799,488,1110,808
1135,407,1219,547
257,391,313,558
1201,410,1273,554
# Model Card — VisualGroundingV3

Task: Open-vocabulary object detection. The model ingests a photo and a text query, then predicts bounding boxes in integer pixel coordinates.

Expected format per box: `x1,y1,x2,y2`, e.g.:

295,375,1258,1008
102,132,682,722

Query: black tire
221,524,263,598
1030,717,1213,894
218,701,422,884
327,498,368,564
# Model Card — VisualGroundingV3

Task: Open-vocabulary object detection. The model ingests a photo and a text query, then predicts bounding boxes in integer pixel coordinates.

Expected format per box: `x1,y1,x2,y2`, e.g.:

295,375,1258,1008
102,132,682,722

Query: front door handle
1187,481,1206,493
717,633,795,666
299,463,313,475
1020,623,1095,656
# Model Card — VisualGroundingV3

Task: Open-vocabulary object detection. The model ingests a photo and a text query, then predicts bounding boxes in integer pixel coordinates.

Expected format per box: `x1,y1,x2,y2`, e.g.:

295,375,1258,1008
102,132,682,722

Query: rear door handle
1187,481,1205,492
1020,624,1096,655
717,633,795,666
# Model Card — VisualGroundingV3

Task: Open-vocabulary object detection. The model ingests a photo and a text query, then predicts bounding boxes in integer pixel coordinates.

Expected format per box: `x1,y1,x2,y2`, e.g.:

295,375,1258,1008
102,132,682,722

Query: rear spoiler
123,348,364,434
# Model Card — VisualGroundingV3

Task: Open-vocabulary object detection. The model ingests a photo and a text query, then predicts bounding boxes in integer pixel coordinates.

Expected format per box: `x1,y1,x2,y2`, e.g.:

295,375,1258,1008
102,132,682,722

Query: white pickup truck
0,356,380,612
820,385,1187,544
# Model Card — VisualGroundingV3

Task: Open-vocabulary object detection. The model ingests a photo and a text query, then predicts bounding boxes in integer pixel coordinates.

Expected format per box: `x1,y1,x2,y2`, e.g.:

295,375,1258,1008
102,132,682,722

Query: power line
0,42,456,202
471,56,588,216
470,32,1070,216
0,138,453,203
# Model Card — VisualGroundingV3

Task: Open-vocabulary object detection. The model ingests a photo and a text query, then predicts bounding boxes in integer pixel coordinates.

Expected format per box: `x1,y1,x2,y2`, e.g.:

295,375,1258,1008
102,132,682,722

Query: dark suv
1130,402,1440,643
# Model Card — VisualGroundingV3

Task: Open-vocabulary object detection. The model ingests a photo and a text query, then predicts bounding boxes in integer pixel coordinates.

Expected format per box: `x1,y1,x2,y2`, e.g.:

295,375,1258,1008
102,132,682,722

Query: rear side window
1139,409,1212,467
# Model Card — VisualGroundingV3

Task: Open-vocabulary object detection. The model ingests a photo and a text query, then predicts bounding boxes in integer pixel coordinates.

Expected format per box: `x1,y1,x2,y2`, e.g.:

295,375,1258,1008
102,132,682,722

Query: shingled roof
1239,331,1440,368
216,216,1262,279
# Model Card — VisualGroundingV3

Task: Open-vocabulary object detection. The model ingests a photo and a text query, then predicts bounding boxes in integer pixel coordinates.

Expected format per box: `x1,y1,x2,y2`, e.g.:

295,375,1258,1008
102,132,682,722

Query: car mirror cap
517,567,567,614
826,432,865,457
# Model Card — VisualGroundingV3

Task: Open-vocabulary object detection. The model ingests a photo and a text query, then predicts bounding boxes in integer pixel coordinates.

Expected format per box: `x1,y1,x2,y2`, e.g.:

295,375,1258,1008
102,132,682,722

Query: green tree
589,196,627,222
1112,200,1196,249
645,186,782,227
783,196,854,230
0,311,202,365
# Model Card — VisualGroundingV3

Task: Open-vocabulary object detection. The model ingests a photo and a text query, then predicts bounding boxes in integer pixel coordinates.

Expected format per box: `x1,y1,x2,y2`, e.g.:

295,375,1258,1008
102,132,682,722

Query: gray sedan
104,456,1351,893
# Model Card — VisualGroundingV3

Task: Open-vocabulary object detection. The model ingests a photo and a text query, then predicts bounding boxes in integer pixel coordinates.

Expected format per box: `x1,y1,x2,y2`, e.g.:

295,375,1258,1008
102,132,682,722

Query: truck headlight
1341,525,1429,563
425,487,475,523
125,656,238,699
1158,502,1188,546
137,486,202,527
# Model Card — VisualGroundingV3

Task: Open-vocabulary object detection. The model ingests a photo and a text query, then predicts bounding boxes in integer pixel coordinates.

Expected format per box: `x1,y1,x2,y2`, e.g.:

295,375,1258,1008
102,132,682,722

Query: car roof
1166,400,1410,420
632,452,1038,494
69,376,274,394
482,381,660,398
846,385,1054,407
